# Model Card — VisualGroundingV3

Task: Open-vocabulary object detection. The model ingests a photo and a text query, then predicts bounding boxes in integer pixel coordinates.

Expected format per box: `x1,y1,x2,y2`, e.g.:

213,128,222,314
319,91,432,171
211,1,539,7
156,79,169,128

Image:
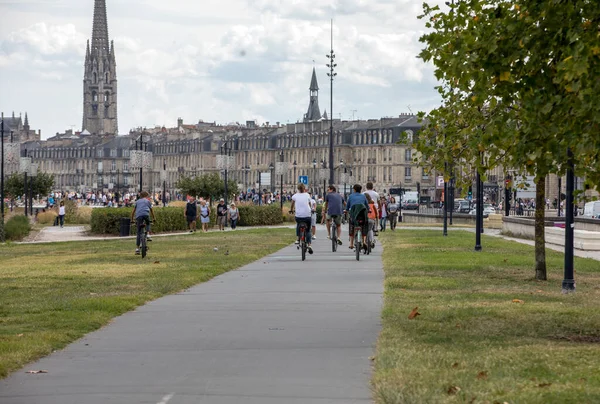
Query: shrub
169,201,186,208
237,205,283,226
5,215,31,241
37,211,58,225
91,207,188,235
74,207,93,224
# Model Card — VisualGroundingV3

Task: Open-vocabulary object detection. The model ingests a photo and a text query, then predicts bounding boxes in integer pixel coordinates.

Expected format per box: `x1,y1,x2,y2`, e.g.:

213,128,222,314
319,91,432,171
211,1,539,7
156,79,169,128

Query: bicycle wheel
141,229,148,259
300,229,307,261
330,223,336,252
355,229,361,261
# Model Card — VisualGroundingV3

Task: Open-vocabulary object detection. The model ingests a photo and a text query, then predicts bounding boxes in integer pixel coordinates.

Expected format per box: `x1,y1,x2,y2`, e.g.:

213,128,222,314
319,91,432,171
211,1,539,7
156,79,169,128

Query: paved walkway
0,225,383,404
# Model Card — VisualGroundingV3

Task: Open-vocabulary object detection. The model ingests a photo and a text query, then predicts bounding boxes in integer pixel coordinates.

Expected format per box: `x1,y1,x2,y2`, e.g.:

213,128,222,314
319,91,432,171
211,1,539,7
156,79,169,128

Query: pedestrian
309,192,317,240
58,201,66,228
216,198,227,231
380,198,388,232
199,199,211,232
185,196,198,233
229,203,240,230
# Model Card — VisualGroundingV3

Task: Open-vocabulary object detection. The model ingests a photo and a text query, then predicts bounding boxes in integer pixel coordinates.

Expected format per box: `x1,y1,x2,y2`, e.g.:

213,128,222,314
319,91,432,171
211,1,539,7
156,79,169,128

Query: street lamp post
475,156,484,252
321,159,327,199
135,133,149,193
326,19,337,186
340,159,345,196
279,150,284,210
162,158,167,207
269,162,275,193
562,149,575,293
1,113,5,221
312,158,317,194
293,160,297,186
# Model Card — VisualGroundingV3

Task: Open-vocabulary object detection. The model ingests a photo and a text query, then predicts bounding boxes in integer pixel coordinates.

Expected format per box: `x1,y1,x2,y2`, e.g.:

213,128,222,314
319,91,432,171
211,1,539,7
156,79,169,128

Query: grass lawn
0,228,295,378
374,230,600,404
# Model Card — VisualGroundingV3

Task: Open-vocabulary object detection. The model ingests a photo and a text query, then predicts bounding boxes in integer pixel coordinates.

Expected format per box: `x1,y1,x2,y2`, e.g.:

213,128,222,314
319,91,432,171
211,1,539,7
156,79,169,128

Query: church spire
310,67,319,91
304,67,321,122
91,0,109,50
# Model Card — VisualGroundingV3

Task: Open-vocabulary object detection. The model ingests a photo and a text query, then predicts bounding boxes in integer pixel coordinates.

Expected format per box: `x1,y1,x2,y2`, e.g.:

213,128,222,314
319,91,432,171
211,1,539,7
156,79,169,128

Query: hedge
91,207,189,235
237,205,284,226
5,215,31,241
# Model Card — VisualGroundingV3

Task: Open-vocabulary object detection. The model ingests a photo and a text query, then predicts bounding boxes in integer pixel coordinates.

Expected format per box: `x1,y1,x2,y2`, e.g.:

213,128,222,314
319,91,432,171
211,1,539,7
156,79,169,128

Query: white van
583,201,600,219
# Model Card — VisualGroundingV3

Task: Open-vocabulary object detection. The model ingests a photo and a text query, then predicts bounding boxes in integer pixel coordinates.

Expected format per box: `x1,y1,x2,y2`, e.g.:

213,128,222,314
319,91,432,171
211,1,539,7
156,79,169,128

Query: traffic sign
298,175,308,185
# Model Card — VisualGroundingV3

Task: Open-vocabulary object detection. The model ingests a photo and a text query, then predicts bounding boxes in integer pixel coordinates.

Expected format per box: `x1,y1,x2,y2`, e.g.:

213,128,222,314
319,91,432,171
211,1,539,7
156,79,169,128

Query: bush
237,205,283,226
91,207,188,235
37,211,58,225
5,215,31,241
169,201,187,208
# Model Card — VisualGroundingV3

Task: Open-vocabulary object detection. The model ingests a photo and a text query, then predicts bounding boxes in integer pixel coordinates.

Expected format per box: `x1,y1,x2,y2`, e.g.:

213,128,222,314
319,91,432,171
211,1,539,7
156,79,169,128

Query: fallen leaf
17,334,24,337
538,382,552,388
477,371,488,380
512,299,525,304
154,261,160,264
447,386,461,395
452,362,459,369
26,370,48,374
537,290,543,293
408,307,421,320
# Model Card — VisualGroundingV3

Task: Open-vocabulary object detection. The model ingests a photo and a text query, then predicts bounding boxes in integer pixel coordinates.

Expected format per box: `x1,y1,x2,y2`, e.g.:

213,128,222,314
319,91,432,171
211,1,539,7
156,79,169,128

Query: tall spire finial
91,0,109,50
310,67,319,91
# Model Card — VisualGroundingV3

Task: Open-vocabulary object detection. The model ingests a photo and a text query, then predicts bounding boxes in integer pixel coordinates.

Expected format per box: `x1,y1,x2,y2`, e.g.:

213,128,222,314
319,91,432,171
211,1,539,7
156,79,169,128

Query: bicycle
132,220,152,258
354,225,362,261
290,211,309,261
329,219,338,252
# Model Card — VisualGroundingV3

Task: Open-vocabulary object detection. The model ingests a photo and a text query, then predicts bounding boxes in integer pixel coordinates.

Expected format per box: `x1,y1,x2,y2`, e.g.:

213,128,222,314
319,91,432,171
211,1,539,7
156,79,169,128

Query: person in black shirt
185,196,198,232
217,198,228,231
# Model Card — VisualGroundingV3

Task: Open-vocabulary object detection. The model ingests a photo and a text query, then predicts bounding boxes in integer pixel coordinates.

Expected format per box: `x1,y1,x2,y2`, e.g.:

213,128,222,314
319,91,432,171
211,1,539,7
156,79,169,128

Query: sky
0,0,445,139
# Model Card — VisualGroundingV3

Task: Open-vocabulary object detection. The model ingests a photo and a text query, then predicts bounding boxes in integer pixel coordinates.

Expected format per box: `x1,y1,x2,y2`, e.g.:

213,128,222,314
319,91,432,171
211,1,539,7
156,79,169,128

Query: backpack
349,203,368,226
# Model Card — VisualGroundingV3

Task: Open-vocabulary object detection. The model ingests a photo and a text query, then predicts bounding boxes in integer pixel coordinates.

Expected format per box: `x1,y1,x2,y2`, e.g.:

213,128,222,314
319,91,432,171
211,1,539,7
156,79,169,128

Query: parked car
469,204,495,215
402,199,419,210
457,200,471,213
583,201,600,219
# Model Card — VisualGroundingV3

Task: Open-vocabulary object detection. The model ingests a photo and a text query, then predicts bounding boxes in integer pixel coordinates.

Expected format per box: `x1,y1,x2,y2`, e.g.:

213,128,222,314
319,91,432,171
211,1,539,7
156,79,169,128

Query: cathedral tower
303,67,321,122
82,0,118,135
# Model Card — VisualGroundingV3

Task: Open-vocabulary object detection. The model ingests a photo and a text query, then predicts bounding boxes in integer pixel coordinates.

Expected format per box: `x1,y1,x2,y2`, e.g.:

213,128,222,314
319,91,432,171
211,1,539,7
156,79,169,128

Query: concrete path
0,225,383,404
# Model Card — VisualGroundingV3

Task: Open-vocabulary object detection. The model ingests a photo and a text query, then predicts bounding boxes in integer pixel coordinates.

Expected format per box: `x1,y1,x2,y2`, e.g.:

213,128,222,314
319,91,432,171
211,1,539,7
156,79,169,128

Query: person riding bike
366,193,379,249
346,184,369,250
322,185,344,245
130,191,156,255
290,183,313,255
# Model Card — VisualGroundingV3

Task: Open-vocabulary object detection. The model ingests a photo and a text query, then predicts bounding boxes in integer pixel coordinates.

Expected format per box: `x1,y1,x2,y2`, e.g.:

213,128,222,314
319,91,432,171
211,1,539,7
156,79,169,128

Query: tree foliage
175,173,237,202
416,0,600,280
5,172,55,199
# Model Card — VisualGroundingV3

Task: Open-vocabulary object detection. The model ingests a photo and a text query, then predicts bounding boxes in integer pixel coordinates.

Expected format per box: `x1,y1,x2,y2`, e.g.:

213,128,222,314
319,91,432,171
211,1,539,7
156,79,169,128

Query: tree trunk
534,177,547,280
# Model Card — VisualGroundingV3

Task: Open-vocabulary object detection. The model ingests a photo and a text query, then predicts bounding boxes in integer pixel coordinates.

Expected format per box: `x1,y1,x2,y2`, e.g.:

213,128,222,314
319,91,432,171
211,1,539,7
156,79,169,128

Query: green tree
417,0,600,280
176,173,237,202
5,172,55,200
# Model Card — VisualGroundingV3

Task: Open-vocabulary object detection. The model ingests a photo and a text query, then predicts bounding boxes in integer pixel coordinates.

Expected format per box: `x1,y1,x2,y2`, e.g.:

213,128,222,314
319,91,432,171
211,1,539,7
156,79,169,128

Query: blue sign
298,175,308,185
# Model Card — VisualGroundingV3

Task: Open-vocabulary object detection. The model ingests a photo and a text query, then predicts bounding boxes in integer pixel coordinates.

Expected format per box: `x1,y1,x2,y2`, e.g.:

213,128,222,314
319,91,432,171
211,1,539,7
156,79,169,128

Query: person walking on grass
217,198,227,231
228,203,240,230
199,199,211,232
58,201,66,228
185,196,198,233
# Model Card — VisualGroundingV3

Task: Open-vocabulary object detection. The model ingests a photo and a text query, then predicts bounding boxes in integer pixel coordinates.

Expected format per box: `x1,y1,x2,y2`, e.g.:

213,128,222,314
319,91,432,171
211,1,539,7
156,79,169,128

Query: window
92,92,98,102
104,92,110,103
93,72,97,83
110,148,117,157
123,149,130,157
405,149,412,162
422,168,429,179
123,162,129,172
111,160,116,171
405,167,412,178
105,72,109,82
97,149,103,157
98,162,103,171
388,167,392,182
124,176,129,186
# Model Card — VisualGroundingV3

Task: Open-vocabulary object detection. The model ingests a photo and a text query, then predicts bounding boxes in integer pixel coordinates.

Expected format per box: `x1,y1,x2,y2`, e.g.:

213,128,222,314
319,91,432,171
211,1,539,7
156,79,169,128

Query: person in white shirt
364,182,380,234
309,192,317,240
290,183,313,254
58,201,66,228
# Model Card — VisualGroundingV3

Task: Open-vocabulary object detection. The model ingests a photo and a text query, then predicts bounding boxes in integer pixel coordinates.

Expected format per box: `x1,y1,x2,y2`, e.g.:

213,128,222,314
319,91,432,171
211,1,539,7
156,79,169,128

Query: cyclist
364,182,380,235
366,193,379,249
308,192,317,240
322,185,344,245
131,191,156,255
290,183,313,254
346,184,369,250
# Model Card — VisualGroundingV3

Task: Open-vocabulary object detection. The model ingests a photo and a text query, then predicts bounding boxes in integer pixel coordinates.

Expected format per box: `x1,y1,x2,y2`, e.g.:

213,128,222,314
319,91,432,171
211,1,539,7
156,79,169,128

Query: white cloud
0,0,445,138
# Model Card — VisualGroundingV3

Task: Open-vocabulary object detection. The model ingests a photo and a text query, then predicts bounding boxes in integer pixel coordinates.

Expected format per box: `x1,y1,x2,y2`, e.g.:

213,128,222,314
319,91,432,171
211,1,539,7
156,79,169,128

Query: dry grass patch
374,230,600,404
